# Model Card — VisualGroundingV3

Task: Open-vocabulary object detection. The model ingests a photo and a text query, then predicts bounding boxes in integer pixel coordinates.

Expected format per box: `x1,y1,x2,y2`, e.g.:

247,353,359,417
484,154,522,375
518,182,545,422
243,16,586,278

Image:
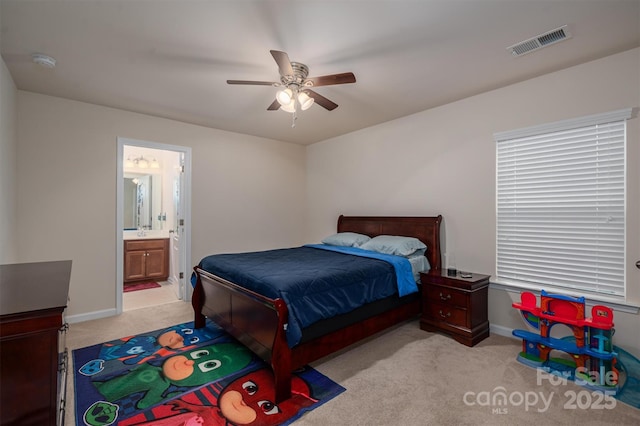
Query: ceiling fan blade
267,99,281,111
270,50,294,76
306,90,338,111
307,72,356,87
227,80,276,86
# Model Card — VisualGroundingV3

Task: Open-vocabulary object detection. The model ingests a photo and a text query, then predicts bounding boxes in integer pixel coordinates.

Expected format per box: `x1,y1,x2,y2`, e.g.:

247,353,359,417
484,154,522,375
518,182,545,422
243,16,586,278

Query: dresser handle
439,292,451,301
439,310,451,318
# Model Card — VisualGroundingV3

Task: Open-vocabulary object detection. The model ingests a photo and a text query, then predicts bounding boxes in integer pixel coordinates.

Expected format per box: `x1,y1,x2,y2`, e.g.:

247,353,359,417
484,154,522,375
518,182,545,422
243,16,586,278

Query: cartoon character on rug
98,324,222,365
217,368,318,425
118,368,317,426
92,342,253,410
79,324,226,379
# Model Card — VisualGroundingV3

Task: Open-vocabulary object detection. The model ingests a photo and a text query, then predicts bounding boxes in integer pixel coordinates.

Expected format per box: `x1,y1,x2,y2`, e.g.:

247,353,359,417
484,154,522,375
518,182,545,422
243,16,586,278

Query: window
495,109,632,298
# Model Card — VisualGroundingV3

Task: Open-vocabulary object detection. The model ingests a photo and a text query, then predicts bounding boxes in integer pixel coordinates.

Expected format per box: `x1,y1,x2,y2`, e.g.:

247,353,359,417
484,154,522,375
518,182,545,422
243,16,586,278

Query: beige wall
306,48,640,356
16,92,307,319
0,57,18,264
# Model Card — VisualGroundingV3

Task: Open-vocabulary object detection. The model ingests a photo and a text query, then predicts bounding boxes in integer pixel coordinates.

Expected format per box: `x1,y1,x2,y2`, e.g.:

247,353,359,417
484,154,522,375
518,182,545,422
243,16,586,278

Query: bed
192,215,442,402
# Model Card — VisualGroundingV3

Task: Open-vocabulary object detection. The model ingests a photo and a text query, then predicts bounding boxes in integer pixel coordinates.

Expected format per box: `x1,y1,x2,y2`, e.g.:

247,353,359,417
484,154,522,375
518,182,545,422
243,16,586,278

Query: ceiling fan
227,50,356,124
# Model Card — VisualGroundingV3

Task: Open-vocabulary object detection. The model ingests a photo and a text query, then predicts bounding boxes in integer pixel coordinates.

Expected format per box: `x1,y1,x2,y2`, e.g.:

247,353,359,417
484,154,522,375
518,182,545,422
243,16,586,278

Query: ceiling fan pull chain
291,109,297,128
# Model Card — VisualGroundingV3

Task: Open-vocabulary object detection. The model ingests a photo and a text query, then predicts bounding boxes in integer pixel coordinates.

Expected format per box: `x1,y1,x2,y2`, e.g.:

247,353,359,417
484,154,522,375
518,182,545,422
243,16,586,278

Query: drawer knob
439,310,451,318
439,292,451,301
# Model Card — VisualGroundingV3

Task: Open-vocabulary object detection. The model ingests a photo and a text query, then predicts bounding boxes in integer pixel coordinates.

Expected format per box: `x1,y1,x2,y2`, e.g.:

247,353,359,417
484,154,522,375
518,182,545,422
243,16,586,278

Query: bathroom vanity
123,237,169,283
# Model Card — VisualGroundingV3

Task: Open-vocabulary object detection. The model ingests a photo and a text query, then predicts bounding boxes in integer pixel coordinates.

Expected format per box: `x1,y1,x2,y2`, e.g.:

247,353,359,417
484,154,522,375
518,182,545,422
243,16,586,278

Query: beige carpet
65,301,640,425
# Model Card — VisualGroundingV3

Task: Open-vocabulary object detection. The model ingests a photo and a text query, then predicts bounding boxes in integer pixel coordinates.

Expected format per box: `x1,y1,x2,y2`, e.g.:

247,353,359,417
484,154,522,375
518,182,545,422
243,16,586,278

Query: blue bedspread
195,245,417,347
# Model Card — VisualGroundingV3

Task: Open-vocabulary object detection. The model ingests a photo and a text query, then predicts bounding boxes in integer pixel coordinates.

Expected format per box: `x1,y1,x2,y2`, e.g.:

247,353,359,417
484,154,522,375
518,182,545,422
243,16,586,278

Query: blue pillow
360,235,427,257
321,232,371,247
408,253,431,281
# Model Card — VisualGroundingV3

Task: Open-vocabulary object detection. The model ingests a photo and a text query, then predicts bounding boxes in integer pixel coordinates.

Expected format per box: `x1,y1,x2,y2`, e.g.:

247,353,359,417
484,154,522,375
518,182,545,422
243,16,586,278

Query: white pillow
321,232,371,247
360,235,426,257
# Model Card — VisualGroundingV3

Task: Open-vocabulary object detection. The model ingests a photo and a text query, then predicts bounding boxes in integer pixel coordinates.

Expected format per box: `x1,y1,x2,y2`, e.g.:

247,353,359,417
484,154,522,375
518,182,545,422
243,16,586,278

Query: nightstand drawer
427,303,467,328
425,285,468,308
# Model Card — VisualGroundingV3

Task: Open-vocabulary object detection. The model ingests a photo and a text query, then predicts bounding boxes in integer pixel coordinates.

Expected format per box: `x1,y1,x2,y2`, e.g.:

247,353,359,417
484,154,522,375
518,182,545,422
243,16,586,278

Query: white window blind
495,109,631,298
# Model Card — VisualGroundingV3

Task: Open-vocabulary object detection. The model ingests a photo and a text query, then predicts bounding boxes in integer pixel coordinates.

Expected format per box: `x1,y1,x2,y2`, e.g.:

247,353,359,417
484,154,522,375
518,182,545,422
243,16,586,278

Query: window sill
490,280,640,315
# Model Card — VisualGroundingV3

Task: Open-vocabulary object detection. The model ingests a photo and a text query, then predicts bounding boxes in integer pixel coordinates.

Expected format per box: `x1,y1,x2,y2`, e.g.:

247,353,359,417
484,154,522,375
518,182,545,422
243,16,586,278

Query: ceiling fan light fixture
276,88,293,106
227,50,355,122
280,101,296,113
298,92,314,110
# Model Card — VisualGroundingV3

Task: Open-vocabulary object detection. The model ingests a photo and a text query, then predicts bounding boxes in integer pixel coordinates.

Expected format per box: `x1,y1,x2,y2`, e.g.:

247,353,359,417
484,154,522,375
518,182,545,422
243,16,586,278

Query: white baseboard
66,308,118,324
490,323,519,340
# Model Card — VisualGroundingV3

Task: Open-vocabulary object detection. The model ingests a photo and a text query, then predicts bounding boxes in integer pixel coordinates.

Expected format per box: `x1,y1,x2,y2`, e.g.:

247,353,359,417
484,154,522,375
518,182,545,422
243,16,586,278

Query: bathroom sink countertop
123,232,171,240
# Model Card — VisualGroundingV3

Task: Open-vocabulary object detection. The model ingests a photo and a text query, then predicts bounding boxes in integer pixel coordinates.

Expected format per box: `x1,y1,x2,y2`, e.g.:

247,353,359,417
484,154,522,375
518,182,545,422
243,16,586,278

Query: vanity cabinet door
145,248,167,279
124,249,147,281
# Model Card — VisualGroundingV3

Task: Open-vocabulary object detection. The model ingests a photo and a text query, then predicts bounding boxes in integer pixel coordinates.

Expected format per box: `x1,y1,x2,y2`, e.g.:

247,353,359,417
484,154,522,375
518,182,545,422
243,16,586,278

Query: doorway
116,138,192,314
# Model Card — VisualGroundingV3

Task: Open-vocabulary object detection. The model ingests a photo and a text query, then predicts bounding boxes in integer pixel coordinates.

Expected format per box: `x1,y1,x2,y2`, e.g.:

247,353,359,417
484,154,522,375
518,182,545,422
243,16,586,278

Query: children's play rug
72,320,345,425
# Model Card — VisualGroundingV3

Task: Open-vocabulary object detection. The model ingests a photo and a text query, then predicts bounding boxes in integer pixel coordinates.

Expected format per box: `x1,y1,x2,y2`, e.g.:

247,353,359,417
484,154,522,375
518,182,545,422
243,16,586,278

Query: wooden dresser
420,270,490,346
0,260,71,426
124,238,169,283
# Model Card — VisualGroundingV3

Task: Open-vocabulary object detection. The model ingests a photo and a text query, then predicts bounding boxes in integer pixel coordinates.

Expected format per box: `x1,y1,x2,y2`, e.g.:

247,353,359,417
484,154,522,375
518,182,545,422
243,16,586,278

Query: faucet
137,227,146,237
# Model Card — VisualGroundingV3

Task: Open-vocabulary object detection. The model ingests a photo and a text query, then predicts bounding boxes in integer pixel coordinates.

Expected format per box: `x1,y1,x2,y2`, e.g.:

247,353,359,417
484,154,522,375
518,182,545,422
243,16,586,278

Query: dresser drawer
427,302,467,328
425,285,468,308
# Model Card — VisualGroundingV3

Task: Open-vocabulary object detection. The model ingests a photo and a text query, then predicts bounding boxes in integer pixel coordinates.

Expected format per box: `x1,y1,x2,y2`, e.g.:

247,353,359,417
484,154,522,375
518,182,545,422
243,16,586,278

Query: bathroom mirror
123,173,163,230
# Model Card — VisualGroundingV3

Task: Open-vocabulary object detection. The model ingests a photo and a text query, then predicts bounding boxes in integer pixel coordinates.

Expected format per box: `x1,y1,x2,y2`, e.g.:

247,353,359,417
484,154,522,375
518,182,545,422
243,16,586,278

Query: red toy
512,290,618,391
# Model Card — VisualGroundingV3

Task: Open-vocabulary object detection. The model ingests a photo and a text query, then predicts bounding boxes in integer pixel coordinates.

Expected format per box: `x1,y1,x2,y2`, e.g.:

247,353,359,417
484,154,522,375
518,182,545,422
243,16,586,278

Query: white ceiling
2,0,638,145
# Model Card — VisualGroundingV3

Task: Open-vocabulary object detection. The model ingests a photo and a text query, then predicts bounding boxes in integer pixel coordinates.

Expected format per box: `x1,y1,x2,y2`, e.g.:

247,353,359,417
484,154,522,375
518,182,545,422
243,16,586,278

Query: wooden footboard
192,267,293,401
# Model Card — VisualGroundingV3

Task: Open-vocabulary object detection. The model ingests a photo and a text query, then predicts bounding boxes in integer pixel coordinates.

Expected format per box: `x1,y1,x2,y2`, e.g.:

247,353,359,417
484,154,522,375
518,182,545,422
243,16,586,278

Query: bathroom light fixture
125,155,156,169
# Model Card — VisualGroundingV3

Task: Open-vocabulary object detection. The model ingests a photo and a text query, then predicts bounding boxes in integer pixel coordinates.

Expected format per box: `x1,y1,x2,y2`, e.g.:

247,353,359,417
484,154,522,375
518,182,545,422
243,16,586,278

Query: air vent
507,25,571,57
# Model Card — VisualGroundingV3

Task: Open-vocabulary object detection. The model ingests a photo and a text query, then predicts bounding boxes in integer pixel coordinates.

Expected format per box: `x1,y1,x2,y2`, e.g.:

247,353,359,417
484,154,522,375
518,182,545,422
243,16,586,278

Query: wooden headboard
337,215,443,271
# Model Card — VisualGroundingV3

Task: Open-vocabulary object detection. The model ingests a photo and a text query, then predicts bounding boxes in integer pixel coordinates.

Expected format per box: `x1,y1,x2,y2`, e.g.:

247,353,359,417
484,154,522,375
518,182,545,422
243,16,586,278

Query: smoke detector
31,53,57,68
507,25,572,57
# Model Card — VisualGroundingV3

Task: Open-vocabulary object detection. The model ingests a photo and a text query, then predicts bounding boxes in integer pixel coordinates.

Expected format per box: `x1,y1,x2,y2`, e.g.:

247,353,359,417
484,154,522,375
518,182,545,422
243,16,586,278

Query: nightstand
419,270,490,346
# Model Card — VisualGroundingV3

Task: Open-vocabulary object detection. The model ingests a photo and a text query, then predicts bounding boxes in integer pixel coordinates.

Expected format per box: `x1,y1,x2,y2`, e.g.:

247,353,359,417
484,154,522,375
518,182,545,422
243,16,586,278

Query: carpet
72,319,345,426
123,281,161,292
615,344,640,409
516,334,640,410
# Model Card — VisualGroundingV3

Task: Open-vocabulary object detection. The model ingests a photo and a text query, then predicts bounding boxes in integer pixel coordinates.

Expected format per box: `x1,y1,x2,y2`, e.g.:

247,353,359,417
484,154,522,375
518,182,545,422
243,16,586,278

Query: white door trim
116,137,192,314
